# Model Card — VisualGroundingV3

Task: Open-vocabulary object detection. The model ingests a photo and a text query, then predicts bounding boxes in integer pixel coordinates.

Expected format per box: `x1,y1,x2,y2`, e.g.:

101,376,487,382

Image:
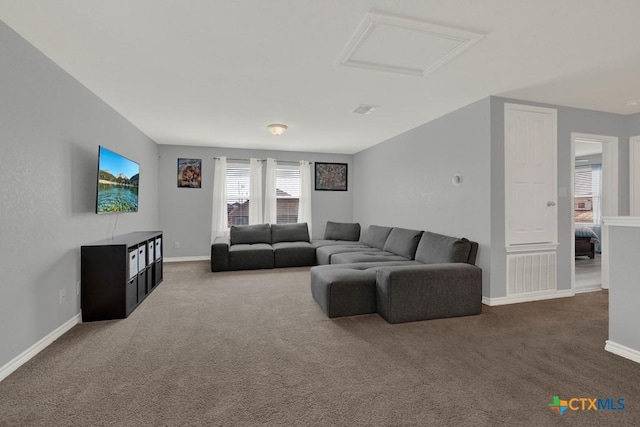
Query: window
226,165,250,226
574,166,593,224
276,166,300,224
575,166,592,197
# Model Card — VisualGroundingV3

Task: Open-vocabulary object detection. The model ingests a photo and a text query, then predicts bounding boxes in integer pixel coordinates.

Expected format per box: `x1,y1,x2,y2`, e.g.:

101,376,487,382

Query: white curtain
249,158,263,224
211,157,228,241
264,158,277,224
592,164,602,226
298,160,312,236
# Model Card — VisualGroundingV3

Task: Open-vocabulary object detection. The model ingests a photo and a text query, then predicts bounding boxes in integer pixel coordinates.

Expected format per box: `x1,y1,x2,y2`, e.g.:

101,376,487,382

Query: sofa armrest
375,263,482,323
211,237,230,272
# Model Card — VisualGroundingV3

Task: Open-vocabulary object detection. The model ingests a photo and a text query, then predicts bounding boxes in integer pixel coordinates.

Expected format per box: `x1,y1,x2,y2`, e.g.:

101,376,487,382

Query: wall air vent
352,104,379,115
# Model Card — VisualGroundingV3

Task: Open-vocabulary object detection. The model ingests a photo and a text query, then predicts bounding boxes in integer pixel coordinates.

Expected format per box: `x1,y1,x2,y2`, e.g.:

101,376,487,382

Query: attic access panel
337,12,483,77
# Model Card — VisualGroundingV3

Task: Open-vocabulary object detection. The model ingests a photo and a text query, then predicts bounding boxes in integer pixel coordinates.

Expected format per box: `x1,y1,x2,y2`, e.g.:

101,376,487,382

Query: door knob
547,201,556,206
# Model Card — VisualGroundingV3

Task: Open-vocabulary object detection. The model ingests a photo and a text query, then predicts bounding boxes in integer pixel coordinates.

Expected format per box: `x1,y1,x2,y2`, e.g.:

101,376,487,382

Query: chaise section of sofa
376,263,482,324
310,224,482,324
310,261,421,318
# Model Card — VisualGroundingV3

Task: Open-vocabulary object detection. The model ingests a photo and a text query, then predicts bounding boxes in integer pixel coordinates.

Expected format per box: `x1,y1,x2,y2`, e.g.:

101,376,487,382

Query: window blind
575,166,592,197
276,167,300,224
276,167,300,198
226,165,250,226
226,166,250,203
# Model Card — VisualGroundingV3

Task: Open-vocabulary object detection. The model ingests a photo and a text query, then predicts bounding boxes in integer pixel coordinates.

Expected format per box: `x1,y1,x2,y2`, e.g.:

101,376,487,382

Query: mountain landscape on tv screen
97,169,139,213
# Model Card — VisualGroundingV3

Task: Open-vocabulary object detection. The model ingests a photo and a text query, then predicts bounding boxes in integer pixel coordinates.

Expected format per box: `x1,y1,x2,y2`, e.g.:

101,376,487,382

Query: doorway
570,133,618,293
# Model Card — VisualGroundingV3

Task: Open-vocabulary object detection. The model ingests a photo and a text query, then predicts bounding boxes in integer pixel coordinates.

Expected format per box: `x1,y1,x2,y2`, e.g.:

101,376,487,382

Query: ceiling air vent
352,104,379,115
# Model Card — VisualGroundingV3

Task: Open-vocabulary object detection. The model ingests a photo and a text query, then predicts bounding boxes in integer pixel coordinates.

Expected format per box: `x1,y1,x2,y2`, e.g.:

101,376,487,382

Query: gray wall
353,98,492,293
625,112,640,136
490,97,629,298
608,224,640,352
0,21,159,369
158,145,353,258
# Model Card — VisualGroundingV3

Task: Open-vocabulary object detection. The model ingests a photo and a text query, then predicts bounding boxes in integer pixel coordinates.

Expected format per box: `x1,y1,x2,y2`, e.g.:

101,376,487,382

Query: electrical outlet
77,280,81,295
59,288,66,305
174,241,180,249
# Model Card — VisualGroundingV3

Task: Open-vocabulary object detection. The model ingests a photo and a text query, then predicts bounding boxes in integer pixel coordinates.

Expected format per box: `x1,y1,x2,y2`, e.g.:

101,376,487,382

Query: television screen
96,146,140,213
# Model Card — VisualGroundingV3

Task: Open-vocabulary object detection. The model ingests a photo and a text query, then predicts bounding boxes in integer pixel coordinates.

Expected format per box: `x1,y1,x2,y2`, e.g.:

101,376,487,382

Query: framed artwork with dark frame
177,158,202,188
315,162,348,191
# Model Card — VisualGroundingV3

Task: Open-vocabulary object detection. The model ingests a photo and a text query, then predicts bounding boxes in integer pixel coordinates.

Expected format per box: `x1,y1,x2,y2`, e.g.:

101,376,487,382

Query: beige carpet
1,261,639,426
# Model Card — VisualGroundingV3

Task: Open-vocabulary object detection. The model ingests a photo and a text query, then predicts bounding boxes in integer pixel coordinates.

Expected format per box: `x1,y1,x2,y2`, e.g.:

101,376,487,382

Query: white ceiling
2,0,640,154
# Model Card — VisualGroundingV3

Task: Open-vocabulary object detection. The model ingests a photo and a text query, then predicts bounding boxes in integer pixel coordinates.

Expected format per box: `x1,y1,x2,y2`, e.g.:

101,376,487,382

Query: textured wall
158,145,354,258
0,21,159,370
353,98,492,294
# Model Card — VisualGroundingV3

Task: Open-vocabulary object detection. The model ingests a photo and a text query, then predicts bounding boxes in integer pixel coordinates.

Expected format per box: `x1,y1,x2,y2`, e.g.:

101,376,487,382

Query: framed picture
177,158,202,188
315,162,348,191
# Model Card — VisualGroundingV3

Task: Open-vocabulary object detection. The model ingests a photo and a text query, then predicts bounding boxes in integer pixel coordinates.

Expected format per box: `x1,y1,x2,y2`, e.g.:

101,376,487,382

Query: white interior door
505,104,558,246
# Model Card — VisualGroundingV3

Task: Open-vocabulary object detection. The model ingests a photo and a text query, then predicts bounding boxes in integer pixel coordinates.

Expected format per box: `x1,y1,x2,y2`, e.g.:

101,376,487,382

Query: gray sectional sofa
310,223,482,324
211,221,482,325
211,223,315,271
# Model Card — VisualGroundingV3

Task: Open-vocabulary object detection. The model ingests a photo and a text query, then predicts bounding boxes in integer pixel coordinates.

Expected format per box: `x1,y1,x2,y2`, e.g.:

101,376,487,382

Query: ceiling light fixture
268,124,288,136
352,104,379,115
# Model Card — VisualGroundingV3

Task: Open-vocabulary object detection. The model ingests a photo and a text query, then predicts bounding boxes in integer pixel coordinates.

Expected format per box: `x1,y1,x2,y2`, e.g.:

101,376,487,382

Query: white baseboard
574,286,603,294
482,289,575,306
605,340,640,364
0,313,81,382
164,256,210,263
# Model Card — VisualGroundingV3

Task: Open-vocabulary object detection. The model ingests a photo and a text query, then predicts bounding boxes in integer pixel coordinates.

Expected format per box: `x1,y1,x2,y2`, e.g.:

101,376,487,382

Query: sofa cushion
271,223,310,243
311,239,367,249
382,228,423,259
361,225,393,249
323,221,361,241
415,231,472,264
230,224,271,245
316,244,377,265
331,251,410,264
272,242,316,267
228,243,274,270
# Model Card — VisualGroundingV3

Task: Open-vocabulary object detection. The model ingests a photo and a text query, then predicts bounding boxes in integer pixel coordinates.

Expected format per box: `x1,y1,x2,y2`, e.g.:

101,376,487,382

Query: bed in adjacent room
575,225,600,259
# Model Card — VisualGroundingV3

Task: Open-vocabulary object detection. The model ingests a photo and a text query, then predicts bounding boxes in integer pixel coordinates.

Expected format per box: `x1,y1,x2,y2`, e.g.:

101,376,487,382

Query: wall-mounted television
96,146,140,214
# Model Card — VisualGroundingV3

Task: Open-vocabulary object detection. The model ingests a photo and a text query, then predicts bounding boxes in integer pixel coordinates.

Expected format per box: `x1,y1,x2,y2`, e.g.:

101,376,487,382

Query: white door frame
570,133,618,291
630,136,640,216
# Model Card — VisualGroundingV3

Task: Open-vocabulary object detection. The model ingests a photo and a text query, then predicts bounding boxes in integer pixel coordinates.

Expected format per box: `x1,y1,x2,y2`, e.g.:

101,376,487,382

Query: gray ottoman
310,265,378,318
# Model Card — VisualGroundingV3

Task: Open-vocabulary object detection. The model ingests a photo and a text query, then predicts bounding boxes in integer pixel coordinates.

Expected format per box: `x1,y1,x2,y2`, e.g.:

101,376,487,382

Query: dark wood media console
81,231,163,322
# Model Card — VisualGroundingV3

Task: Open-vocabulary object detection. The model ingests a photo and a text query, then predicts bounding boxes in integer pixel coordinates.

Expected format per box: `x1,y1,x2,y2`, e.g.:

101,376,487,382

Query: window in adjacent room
276,165,300,224
574,165,593,224
226,164,250,226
